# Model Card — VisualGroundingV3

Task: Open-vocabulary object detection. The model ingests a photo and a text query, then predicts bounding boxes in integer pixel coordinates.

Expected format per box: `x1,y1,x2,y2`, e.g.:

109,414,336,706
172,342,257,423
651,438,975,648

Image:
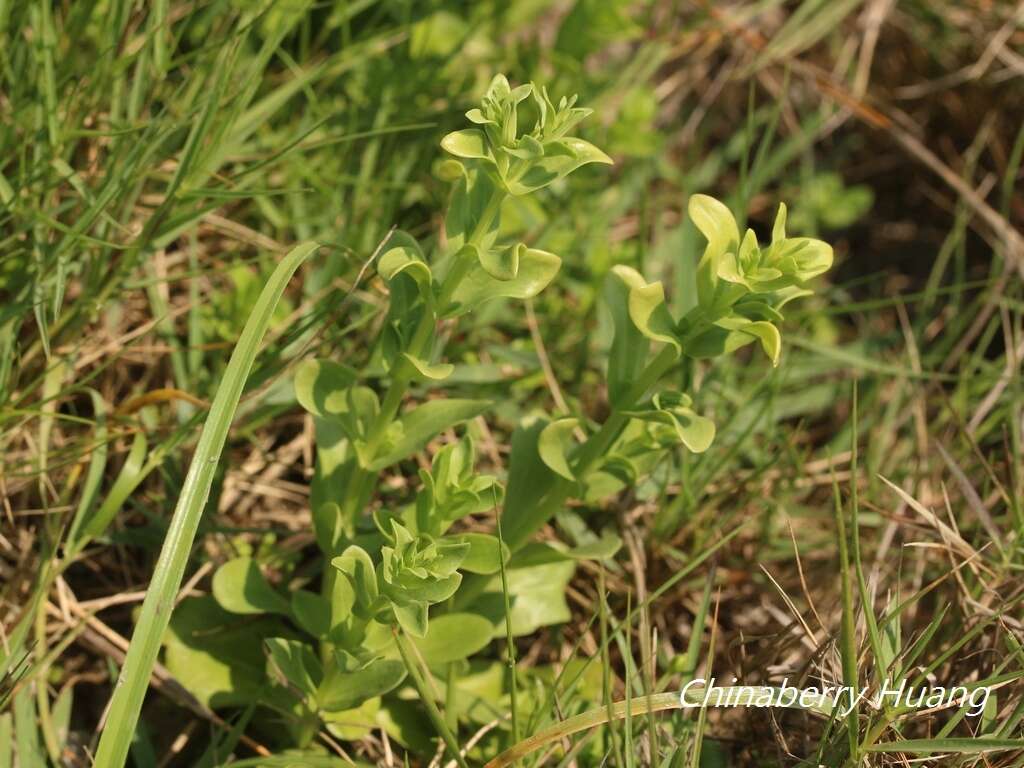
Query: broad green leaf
294,359,358,419
745,320,782,365
413,613,493,665
689,194,738,310
563,531,622,560
290,590,330,638
501,417,560,552
265,638,321,698
378,699,437,754
410,10,468,58
674,408,715,452
519,535,622,562
505,557,577,634
622,392,716,453
445,170,501,254
604,269,649,406
455,533,510,575
323,698,381,741
212,557,290,616
163,596,285,708
733,300,784,323
391,572,462,607
440,129,490,160
392,601,429,637
449,248,561,313
368,398,491,470
317,657,406,713
403,353,454,381
474,552,575,636
538,418,581,481
329,568,356,628
771,285,814,309
686,325,759,359
505,139,612,194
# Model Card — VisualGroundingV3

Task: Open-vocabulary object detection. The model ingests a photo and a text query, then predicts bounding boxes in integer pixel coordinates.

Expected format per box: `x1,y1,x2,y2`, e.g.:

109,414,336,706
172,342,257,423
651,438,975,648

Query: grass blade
92,242,318,768
863,738,1024,754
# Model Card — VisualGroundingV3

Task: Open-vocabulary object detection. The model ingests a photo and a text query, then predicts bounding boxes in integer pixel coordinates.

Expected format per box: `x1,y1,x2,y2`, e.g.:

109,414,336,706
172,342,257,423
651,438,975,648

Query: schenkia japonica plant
196,74,833,753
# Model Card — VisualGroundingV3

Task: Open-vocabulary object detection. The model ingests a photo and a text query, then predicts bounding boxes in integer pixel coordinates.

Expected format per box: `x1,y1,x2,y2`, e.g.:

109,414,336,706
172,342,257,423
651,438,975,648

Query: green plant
174,73,834,759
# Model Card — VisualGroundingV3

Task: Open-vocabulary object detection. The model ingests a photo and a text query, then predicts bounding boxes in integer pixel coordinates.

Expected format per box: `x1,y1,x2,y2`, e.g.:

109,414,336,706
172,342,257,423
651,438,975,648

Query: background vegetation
2,0,1023,765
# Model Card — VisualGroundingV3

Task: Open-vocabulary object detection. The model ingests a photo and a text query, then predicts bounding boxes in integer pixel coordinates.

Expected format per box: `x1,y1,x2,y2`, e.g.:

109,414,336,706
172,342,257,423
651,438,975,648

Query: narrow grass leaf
92,242,318,768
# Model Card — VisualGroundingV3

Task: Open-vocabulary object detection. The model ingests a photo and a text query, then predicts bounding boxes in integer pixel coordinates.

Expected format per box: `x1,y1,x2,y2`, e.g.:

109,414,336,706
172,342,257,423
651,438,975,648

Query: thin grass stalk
92,242,318,767
487,688,838,768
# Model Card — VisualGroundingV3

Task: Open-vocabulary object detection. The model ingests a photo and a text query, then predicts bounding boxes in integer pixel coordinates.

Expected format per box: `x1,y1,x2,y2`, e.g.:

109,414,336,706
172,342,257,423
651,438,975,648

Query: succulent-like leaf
392,602,429,638
454,532,510,574
378,243,433,297
440,129,491,160
772,202,787,243
717,316,782,366
413,613,493,665
689,194,740,253
212,557,290,616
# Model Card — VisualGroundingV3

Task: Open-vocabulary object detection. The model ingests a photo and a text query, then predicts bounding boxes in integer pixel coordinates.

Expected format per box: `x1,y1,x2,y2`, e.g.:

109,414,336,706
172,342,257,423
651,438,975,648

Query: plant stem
394,629,470,768
364,186,506,458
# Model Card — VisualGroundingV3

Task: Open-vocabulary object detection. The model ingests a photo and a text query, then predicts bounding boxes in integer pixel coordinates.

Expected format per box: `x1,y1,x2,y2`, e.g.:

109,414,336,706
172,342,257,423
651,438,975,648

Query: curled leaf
538,418,582,481
477,243,520,281
689,194,739,252
612,266,681,355
378,244,433,296
441,129,491,160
